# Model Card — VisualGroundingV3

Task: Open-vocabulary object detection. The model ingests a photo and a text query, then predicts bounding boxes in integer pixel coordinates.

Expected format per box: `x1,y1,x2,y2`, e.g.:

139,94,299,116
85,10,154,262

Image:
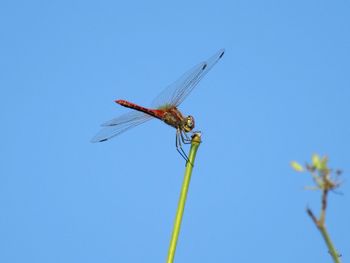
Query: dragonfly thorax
161,108,195,133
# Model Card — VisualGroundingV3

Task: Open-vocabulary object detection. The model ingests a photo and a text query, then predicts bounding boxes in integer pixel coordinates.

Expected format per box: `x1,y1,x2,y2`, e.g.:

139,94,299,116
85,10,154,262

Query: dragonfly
91,49,225,161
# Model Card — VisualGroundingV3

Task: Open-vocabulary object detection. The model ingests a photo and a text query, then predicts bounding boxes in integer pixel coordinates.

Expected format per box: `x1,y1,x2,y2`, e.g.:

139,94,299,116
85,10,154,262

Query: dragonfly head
184,115,195,132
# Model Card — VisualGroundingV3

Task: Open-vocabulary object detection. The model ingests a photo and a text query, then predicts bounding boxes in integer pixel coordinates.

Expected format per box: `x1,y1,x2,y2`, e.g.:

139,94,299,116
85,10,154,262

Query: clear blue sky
1,0,349,262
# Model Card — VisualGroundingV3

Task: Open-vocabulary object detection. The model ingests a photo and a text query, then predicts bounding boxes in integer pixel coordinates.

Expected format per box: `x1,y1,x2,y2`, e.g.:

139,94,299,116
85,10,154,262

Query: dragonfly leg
176,129,194,166
180,131,192,144
176,129,191,164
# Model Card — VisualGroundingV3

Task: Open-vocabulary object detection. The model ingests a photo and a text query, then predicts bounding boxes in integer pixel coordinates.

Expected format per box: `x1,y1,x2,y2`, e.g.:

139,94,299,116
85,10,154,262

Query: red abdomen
115,99,165,119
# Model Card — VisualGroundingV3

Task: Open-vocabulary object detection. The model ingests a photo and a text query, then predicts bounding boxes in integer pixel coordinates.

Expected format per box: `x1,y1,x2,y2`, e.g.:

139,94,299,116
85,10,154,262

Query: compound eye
186,117,190,125
185,116,195,131
186,117,192,127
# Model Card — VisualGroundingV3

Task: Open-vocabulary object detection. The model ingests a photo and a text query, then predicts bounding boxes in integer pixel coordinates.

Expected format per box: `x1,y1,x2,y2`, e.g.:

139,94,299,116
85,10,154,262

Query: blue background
1,0,349,262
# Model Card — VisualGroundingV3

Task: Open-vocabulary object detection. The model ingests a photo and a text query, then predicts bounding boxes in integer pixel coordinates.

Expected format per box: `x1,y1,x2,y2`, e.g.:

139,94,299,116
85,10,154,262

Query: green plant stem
166,133,201,263
319,225,341,263
307,207,341,263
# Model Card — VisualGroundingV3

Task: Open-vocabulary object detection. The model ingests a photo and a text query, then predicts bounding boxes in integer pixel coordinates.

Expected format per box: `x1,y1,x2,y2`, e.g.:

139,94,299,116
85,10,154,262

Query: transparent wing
100,110,152,127
91,111,153,143
151,48,225,108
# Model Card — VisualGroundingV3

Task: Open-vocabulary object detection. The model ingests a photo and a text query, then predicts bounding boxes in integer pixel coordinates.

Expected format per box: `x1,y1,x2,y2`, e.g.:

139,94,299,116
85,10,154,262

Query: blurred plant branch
291,154,342,263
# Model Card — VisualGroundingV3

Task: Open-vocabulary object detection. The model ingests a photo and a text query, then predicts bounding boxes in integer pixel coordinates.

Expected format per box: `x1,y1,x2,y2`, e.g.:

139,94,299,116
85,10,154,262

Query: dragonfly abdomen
115,99,164,119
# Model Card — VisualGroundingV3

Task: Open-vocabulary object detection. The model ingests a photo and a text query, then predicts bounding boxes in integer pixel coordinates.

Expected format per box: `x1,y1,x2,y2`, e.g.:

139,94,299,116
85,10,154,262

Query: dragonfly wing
100,111,151,127
151,49,225,108
91,111,153,143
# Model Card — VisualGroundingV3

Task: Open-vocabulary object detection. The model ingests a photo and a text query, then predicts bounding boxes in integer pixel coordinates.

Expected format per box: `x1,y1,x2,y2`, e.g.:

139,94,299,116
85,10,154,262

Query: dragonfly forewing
151,48,225,108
